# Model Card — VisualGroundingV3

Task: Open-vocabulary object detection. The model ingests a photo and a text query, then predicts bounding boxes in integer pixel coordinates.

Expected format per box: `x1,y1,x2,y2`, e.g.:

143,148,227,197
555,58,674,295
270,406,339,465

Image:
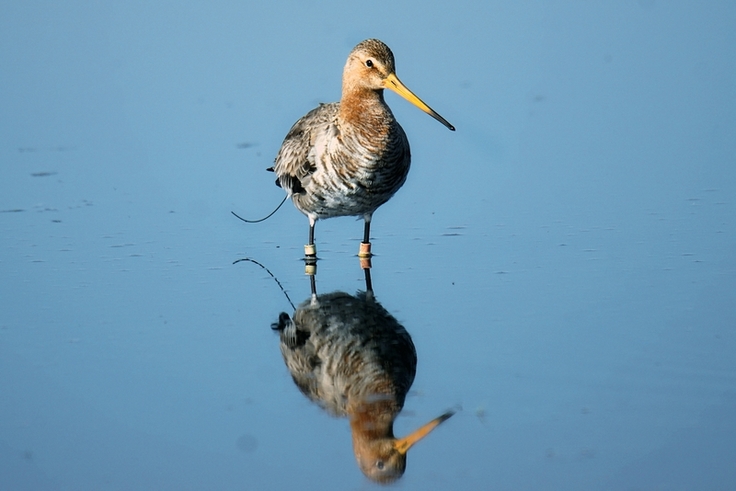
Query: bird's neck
349,398,398,441
338,88,393,133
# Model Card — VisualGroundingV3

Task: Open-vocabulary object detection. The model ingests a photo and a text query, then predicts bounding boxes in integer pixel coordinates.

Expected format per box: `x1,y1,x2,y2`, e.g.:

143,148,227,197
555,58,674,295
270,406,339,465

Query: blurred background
1,1,735,489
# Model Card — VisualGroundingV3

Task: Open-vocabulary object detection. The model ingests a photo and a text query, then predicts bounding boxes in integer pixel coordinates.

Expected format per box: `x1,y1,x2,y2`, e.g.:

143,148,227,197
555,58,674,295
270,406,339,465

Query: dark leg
364,267,373,294
359,214,372,258
305,217,317,258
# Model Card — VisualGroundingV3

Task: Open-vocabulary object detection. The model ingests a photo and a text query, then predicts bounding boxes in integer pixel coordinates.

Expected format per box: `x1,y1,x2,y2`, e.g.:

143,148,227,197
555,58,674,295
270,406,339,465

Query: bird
271,268,454,484
268,39,454,259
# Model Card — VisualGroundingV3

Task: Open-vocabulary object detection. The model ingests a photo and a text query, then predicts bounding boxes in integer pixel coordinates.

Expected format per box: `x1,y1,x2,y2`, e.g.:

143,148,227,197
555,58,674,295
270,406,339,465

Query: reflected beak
383,73,455,131
393,410,455,454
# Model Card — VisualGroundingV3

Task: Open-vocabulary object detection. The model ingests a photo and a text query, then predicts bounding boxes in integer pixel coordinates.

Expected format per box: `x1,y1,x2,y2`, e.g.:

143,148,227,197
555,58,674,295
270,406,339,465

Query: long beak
383,73,455,131
393,410,455,455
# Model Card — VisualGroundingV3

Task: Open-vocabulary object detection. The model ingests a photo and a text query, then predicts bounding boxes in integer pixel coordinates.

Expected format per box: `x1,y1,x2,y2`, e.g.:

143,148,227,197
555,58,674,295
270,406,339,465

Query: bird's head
351,409,455,484
343,39,454,131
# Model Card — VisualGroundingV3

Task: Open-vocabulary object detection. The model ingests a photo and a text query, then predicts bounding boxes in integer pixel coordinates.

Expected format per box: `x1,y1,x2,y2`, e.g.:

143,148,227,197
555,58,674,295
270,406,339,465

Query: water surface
1,2,735,489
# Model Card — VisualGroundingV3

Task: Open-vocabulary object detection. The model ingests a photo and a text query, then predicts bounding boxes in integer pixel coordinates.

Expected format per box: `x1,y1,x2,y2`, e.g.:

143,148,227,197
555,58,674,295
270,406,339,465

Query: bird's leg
358,214,372,258
304,217,318,275
304,216,317,258
310,272,317,299
363,266,374,302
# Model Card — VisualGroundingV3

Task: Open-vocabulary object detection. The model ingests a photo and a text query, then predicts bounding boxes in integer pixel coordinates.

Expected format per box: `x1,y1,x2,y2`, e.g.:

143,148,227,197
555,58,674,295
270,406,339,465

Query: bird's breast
295,122,411,218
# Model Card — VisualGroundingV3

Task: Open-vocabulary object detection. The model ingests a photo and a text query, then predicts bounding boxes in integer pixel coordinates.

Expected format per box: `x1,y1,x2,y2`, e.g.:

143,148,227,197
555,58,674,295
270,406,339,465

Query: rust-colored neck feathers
338,88,392,135
337,39,397,135
349,397,398,442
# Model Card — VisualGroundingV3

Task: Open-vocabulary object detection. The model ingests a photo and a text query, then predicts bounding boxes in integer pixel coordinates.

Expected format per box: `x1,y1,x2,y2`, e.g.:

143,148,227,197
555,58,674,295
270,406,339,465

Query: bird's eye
365,59,374,68
375,460,384,470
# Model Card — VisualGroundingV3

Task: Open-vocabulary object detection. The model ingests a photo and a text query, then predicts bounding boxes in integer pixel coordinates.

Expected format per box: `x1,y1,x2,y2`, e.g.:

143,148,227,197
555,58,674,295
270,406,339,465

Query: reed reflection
272,263,454,484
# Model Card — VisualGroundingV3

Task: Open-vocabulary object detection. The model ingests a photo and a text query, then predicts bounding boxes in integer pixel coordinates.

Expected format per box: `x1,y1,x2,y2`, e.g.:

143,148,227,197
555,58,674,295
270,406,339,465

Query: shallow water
2,2,735,489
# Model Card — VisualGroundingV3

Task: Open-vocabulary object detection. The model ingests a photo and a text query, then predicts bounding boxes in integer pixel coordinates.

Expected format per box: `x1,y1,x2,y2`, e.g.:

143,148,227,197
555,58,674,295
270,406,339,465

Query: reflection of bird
272,270,453,484
268,39,454,258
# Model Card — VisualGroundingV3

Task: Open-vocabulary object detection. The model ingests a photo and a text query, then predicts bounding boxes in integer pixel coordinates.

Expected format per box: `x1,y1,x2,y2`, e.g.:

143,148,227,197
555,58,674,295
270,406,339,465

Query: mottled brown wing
271,102,339,195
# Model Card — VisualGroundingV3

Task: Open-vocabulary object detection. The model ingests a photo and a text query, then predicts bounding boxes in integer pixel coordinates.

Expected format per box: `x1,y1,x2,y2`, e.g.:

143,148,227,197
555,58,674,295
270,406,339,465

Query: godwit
268,39,454,258
272,268,453,483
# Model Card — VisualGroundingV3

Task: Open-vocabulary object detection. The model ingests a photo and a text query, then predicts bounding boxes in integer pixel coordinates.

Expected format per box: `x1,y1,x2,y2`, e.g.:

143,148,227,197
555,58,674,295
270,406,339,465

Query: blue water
2,2,735,489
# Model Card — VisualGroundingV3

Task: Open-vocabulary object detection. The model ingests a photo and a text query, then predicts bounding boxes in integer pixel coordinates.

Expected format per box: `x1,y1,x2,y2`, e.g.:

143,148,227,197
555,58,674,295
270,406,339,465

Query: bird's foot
304,254,317,276
304,244,317,258
304,244,317,275
358,242,372,258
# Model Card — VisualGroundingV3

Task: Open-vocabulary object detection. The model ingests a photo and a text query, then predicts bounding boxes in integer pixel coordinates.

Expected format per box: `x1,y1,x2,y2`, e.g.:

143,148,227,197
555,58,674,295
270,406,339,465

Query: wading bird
272,269,454,483
268,39,454,258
